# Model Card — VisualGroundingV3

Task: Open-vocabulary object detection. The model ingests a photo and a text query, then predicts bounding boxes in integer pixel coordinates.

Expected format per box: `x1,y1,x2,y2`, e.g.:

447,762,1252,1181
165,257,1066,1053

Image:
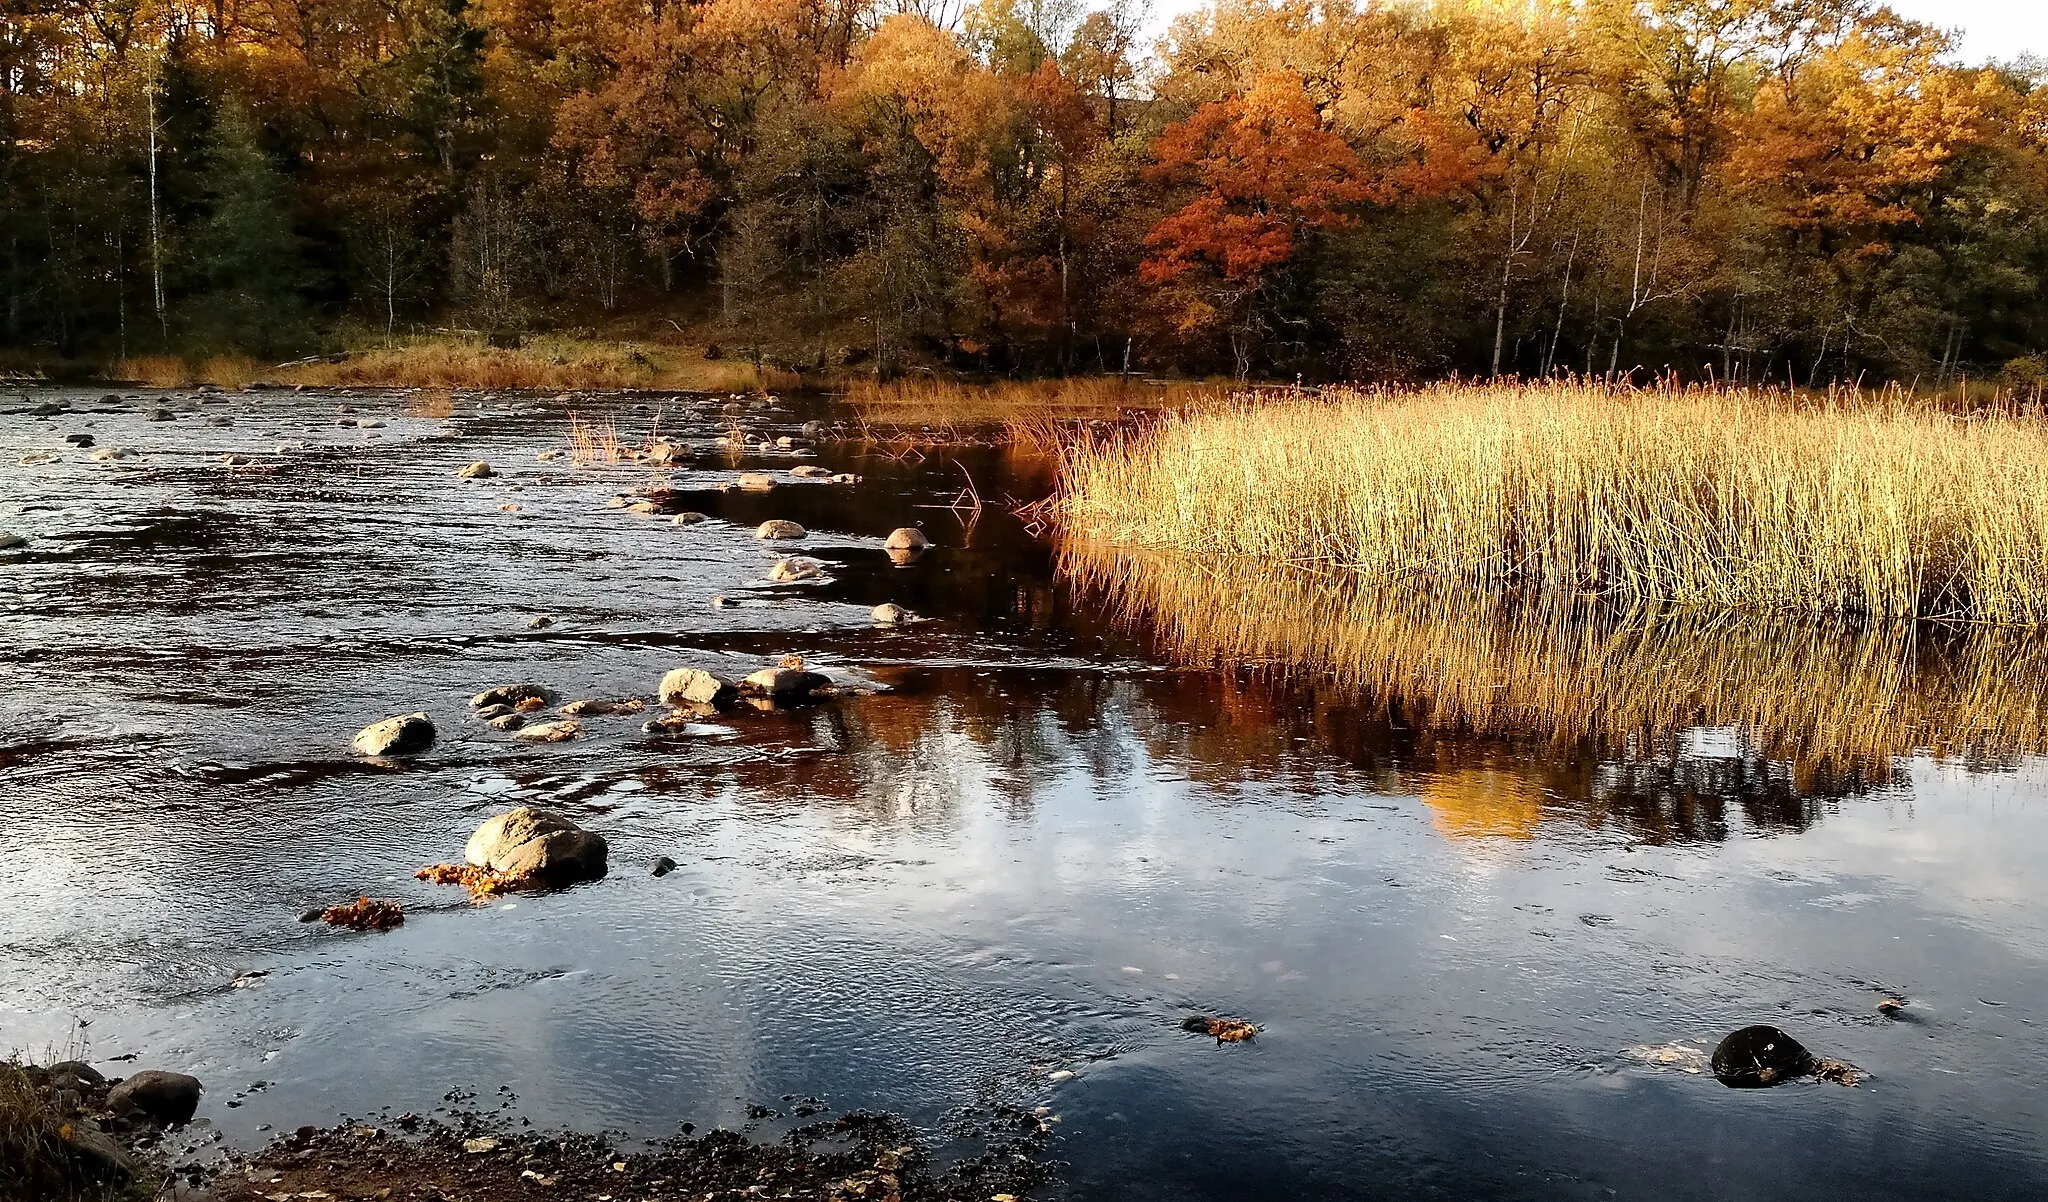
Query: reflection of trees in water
606,660,1886,848
1048,543,2048,841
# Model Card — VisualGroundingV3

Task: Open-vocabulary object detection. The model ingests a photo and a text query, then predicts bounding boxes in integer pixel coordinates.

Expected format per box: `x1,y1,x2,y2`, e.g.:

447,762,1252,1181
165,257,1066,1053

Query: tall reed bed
1057,381,2048,624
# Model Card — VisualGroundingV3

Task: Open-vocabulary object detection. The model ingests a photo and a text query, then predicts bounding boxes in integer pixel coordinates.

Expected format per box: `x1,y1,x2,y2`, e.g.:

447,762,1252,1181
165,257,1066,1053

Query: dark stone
144,407,173,421
652,856,678,877
108,1070,203,1126
471,683,554,708
1711,1025,1815,1088
65,433,94,446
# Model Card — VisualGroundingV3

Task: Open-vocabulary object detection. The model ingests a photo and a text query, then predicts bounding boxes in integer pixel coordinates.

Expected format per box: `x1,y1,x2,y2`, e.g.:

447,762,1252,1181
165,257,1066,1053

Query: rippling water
3,386,2046,1199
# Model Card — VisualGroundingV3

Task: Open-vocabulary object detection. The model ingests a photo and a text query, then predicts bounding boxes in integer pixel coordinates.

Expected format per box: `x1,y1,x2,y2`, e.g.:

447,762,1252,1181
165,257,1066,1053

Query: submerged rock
456,460,495,479
143,407,174,422
736,472,778,491
756,519,807,540
624,500,662,515
464,806,607,886
1711,1026,1814,1088
64,433,94,447
512,719,581,743
88,446,133,461
672,511,708,525
884,527,930,551
768,557,822,583
790,464,833,478
646,440,690,466
652,856,678,877
0,532,26,550
659,667,736,707
108,1070,203,1126
872,603,909,625
526,615,554,629
739,667,831,700
351,712,436,757
559,697,645,716
486,713,527,731
470,683,555,708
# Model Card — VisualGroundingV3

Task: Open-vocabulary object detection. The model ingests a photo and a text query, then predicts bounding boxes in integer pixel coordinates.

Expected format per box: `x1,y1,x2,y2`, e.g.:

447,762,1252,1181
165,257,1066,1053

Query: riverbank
1055,380,2048,624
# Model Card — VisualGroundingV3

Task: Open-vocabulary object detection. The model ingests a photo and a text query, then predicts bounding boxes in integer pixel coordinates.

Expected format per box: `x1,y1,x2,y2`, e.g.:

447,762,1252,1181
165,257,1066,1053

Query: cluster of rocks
6,1060,204,1190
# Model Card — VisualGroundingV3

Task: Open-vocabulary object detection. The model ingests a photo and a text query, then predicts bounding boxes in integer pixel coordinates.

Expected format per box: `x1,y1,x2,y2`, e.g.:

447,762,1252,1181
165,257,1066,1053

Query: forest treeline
5,0,2047,383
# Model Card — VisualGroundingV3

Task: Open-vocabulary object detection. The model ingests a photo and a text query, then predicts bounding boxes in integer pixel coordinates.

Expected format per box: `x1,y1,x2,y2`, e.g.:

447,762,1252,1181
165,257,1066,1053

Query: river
4,386,2046,1199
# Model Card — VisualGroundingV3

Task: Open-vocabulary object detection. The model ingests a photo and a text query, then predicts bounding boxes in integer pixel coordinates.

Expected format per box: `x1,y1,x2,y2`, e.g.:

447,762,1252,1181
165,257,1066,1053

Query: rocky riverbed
5,385,2048,1201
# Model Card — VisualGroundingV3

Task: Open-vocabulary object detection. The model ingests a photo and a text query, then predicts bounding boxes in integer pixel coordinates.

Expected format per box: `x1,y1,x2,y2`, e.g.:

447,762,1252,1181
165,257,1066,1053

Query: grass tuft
1056,380,2048,624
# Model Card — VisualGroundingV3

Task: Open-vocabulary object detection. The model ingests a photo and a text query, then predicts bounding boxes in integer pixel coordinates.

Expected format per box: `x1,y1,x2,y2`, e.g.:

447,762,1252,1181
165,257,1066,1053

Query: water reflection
1062,541,2048,831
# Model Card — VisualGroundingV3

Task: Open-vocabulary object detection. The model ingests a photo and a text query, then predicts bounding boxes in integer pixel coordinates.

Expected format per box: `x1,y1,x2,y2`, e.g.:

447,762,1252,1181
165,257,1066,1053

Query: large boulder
351,712,435,757
659,668,735,707
756,520,806,540
107,1070,203,1126
464,806,607,886
1711,1025,1814,1088
872,603,909,625
457,460,495,479
884,527,930,551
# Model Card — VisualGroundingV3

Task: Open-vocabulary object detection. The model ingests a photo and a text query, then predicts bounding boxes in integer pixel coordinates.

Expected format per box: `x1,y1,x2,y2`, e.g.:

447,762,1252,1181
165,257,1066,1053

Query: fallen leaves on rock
320,898,404,931
416,863,518,898
1812,1058,1864,1086
1181,1016,1258,1043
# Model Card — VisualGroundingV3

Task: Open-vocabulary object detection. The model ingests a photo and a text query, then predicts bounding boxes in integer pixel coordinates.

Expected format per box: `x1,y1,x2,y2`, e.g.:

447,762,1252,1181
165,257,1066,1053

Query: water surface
3,387,2045,1199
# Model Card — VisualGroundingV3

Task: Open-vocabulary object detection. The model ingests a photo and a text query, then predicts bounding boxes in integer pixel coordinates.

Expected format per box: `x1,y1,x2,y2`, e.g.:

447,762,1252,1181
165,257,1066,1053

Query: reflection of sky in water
2,390,2045,1199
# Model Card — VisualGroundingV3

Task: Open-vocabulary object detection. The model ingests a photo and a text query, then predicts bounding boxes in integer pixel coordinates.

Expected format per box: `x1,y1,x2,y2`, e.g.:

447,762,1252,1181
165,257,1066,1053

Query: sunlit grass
1057,380,2048,624
840,376,1227,449
122,336,798,393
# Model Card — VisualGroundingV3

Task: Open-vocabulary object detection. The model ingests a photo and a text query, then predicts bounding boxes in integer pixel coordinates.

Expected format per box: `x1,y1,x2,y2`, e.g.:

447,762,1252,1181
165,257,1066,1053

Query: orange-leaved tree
1141,71,1379,376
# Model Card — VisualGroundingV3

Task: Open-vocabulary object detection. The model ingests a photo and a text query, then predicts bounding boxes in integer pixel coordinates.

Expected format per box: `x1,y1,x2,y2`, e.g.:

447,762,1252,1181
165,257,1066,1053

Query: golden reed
1056,380,2048,624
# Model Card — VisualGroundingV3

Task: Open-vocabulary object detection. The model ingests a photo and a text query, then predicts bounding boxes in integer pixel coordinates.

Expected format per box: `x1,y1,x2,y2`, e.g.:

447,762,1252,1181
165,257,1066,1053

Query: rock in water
351,712,436,757
456,460,495,479
0,532,26,550
464,806,608,886
470,683,556,708
511,719,581,743
790,465,833,478
737,472,777,491
756,520,807,540
740,667,830,699
1711,1025,1814,1088
884,527,930,551
768,557,821,582
872,603,909,625
672,511,708,525
659,668,735,707
108,1070,203,1126
652,856,678,877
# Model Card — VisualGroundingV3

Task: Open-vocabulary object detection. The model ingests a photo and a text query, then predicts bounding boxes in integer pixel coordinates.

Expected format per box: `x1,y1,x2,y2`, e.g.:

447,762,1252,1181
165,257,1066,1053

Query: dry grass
1063,542,2048,779
1057,380,2048,624
842,376,1229,449
125,337,798,393
0,1059,153,1202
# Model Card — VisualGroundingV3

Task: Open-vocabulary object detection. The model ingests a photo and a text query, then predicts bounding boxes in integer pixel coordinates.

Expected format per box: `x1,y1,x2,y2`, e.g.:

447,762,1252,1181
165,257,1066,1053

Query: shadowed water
3,387,2046,1199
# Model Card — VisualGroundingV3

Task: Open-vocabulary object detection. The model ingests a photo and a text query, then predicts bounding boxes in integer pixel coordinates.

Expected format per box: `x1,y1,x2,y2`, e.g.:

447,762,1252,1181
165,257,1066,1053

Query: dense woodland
4,0,2047,382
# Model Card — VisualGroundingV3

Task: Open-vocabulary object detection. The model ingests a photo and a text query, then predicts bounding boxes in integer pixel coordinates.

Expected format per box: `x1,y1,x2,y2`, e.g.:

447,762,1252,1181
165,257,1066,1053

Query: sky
1141,0,2048,66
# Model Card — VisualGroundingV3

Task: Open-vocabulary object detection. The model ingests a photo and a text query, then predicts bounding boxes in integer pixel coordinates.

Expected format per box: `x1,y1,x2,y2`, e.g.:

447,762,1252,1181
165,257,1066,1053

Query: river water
3,387,2046,1200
